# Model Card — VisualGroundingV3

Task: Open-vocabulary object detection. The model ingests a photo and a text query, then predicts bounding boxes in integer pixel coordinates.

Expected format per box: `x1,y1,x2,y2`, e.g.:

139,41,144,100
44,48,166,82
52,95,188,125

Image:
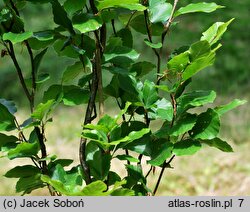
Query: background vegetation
0,0,249,195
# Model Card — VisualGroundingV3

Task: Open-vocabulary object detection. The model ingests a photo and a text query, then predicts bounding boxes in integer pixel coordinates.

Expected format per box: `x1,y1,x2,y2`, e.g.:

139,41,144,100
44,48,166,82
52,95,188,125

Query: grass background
0,0,249,195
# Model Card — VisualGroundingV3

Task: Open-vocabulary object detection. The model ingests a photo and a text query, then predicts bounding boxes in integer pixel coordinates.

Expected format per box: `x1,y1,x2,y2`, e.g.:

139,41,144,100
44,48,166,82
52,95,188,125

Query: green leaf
8,142,39,159
64,0,86,16
86,142,111,180
126,165,146,184
3,31,33,44
118,74,141,102
189,40,211,61
173,139,201,156
175,2,224,17
63,86,90,106
129,14,163,36
116,155,140,163
190,109,220,140
34,48,48,74
80,180,108,196
36,73,50,84
201,19,234,45
148,139,173,166
33,30,54,41
215,99,247,116
73,13,102,33
201,138,233,152
170,113,197,137
182,44,215,80
111,188,135,196
0,99,17,114
148,0,172,23
177,90,216,113
31,100,55,121
104,39,140,65
62,61,85,83
144,39,162,49
50,0,75,34
0,133,18,151
53,39,79,58
0,103,16,131
16,174,44,194
167,51,190,74
143,80,158,108
96,0,146,11
117,28,133,48
5,165,40,178
150,98,173,121
130,61,156,77
97,114,116,133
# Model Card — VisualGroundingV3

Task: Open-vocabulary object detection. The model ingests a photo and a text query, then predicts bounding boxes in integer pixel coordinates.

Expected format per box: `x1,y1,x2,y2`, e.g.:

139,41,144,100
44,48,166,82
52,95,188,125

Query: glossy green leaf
0,133,18,150
3,31,32,44
201,19,234,45
33,30,54,41
53,39,79,58
62,62,85,83
5,165,40,178
0,103,16,131
150,98,173,121
118,74,141,102
148,0,172,23
182,45,215,80
16,174,44,194
117,28,133,48
0,99,17,114
144,39,162,49
175,2,224,17
31,100,55,121
201,137,233,152
148,139,173,166
110,188,135,196
43,84,63,102
64,0,86,16
177,90,216,113
116,155,140,163
143,80,158,108
63,87,90,106
8,142,39,160
97,115,116,133
51,0,75,34
189,40,211,61
96,0,146,11
215,99,247,116
173,139,201,156
126,164,146,184
25,0,50,3
190,109,220,140
80,180,108,196
170,113,197,136
104,38,140,64
86,142,111,180
167,51,190,74
130,61,156,77
73,13,102,33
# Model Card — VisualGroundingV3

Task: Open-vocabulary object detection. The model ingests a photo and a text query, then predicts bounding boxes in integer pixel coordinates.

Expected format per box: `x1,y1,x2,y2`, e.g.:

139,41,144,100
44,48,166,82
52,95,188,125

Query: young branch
161,0,179,48
153,155,175,195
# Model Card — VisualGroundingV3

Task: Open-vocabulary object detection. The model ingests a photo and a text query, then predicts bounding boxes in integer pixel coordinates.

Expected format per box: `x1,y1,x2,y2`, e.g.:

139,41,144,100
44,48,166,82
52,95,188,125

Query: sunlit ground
0,97,249,196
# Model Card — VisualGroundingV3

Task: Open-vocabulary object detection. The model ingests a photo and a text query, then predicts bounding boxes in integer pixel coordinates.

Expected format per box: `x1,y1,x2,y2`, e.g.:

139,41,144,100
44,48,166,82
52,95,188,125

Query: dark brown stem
153,155,175,195
111,19,117,36
5,42,32,105
143,10,161,85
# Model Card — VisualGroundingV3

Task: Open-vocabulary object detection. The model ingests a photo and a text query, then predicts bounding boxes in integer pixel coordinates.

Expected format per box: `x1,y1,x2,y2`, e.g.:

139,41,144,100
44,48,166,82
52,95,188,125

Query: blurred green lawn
0,0,249,195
